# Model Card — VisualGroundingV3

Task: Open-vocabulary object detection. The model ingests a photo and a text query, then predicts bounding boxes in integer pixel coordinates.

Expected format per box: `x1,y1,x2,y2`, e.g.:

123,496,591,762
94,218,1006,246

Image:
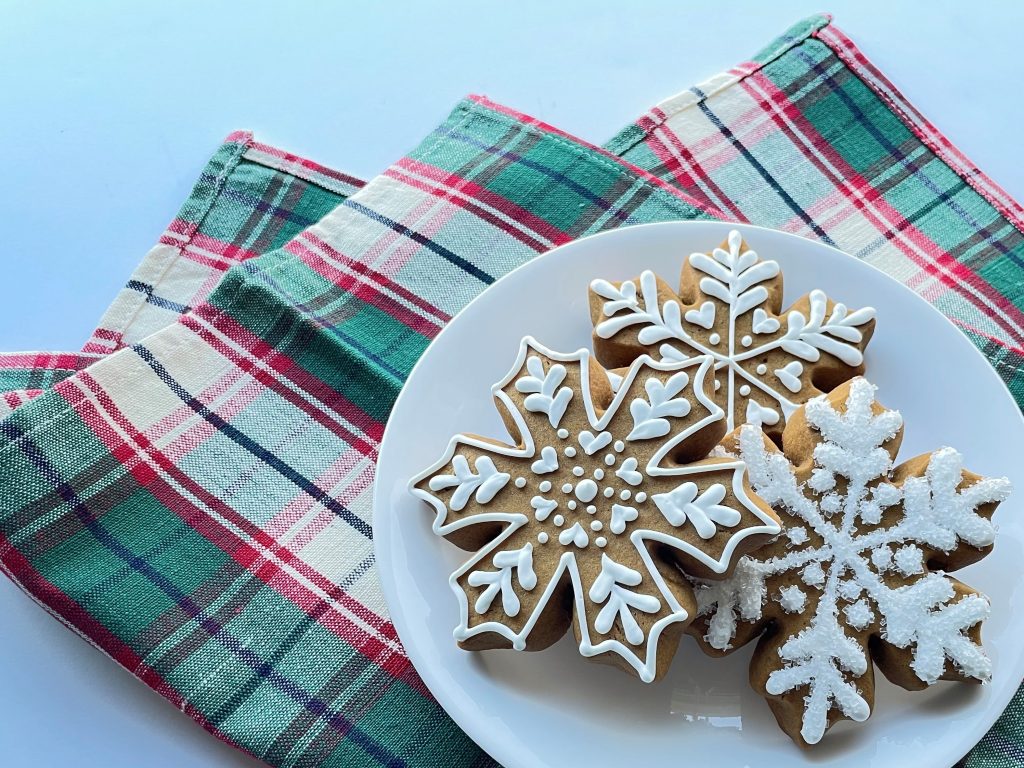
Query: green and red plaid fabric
0,14,1021,768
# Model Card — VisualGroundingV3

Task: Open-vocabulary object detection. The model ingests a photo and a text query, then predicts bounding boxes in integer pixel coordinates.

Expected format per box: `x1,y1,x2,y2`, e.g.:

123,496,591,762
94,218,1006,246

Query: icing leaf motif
652,482,742,539
411,336,781,683
428,455,510,510
515,355,573,427
589,229,876,440
689,377,1012,746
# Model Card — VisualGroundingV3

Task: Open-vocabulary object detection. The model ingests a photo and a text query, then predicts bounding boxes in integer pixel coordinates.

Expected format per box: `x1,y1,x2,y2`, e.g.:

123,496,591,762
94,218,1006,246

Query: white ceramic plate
373,221,1024,768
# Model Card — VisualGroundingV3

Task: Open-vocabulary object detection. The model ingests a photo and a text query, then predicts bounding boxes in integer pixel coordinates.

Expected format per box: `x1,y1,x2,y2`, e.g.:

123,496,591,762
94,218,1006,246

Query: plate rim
373,220,1024,768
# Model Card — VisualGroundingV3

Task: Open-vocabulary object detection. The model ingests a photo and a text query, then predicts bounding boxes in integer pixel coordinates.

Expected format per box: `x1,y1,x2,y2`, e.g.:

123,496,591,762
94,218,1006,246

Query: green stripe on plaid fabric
608,15,1024,766
0,96,716,767
83,132,365,356
0,352,101,416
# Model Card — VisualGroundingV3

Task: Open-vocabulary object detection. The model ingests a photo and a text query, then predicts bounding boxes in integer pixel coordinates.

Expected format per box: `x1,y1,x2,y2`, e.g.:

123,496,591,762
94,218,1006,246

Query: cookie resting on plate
689,378,1012,746
409,336,780,682
589,229,876,444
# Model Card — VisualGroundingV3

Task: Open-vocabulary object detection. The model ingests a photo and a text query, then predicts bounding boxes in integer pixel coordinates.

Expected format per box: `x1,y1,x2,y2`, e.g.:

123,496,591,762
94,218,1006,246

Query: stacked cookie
409,230,1011,747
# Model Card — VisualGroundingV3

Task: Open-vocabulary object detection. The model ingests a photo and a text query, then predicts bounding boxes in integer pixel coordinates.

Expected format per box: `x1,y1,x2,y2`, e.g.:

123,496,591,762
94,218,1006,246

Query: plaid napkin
0,14,1021,768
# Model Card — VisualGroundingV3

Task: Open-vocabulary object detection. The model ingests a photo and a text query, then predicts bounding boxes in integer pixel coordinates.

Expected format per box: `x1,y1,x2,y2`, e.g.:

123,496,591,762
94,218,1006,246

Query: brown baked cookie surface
589,229,876,444
410,336,780,682
689,377,1012,745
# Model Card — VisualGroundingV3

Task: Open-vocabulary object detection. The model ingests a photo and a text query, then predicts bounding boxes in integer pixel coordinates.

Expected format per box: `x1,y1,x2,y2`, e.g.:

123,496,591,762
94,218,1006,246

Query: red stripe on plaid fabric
286,240,445,338
156,227,262,271
815,24,1024,234
469,95,732,221
248,140,367,191
0,535,253,759
185,303,387,447
0,352,101,372
63,373,407,666
635,108,750,221
299,230,452,324
738,70,1024,346
388,157,570,251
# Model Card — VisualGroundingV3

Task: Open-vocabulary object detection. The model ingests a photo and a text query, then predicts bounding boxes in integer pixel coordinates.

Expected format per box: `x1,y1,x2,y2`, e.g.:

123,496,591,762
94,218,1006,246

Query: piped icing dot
572,466,585,477
595,537,607,548
603,487,615,498
620,489,632,501
557,428,569,439
590,520,603,532
604,454,616,466
537,532,549,544
567,501,577,511
614,440,625,453
553,514,564,526
634,492,647,503
714,380,722,391
741,335,752,347
593,468,605,480
564,446,577,458
756,364,768,375
561,483,573,494
586,505,597,514
708,332,721,345
575,479,599,503
539,480,552,493
739,384,751,396
514,477,527,488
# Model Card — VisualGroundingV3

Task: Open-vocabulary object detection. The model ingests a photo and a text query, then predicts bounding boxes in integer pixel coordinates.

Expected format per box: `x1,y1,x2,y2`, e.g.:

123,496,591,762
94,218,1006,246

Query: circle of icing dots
514,477,527,488
593,468,605,480
539,480,552,493
635,492,647,503
590,520,603,532
739,384,751,396
613,440,625,453
603,487,615,498
756,364,768,375
604,454,615,466
564,446,577,458
572,466,584,477
557,428,569,439
741,335,752,347
561,483,573,494
567,501,577,511
537,532,549,544
620,489,632,501
553,514,564,526
586,505,597,514
596,537,607,548
709,333,721,345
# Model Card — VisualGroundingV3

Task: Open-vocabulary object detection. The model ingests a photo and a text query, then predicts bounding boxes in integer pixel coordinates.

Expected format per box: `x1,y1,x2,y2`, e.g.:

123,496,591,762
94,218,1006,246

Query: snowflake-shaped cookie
691,378,1012,745
410,337,780,682
589,229,876,442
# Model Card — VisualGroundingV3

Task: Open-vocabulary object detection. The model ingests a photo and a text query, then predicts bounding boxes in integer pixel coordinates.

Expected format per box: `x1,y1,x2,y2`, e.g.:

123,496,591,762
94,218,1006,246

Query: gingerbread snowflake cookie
691,378,1011,745
589,229,876,442
410,337,780,682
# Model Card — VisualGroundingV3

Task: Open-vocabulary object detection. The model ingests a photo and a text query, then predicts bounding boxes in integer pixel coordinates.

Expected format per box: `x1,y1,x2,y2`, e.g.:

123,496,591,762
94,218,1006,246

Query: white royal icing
691,378,1011,744
410,336,780,682
591,230,875,431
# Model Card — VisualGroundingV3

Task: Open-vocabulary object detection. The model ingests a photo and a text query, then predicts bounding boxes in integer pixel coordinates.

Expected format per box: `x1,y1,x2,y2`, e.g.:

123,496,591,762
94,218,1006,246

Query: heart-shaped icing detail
531,446,559,474
578,430,612,456
684,300,716,329
558,521,590,548
615,456,643,486
531,495,558,521
745,399,780,427
610,504,639,534
774,361,804,393
752,308,781,334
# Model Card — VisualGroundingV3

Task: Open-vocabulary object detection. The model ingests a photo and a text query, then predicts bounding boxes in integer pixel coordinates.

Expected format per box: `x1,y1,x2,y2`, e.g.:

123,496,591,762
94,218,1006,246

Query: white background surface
0,2,1021,765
